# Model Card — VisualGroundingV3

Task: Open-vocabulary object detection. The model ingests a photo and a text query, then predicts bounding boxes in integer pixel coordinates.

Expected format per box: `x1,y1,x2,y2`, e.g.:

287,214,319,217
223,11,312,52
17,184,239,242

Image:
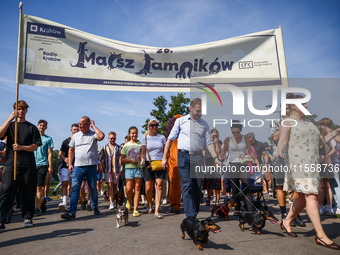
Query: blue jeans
69,165,98,215
177,150,203,218
330,163,340,209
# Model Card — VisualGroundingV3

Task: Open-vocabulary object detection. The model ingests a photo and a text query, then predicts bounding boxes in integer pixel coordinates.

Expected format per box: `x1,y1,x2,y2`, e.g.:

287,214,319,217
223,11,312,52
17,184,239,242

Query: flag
19,15,288,92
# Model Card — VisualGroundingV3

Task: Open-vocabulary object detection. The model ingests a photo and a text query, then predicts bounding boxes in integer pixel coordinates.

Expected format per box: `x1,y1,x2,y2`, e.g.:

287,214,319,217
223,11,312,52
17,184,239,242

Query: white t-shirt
69,130,99,167
141,134,166,161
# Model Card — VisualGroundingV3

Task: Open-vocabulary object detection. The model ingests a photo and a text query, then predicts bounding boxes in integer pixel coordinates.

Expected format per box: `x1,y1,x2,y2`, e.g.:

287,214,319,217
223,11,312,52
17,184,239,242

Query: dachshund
211,197,237,221
181,217,221,251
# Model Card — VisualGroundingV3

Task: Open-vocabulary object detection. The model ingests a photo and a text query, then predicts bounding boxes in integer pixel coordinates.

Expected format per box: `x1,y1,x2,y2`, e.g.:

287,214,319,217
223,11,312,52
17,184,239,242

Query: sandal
146,207,152,214
133,211,140,217
126,202,131,212
154,214,164,219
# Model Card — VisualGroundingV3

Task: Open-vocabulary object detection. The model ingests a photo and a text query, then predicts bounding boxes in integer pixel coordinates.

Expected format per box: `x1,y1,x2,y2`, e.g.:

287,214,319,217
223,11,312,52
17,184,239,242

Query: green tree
304,113,318,126
143,93,190,136
52,149,60,180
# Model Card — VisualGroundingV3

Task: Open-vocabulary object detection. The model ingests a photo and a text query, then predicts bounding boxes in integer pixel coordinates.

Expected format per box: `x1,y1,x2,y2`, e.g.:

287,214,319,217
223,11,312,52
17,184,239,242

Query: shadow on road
0,228,93,248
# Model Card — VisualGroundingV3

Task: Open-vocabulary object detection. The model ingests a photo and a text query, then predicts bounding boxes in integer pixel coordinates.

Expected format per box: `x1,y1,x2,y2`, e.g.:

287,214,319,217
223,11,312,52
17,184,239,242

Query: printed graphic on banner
19,15,288,92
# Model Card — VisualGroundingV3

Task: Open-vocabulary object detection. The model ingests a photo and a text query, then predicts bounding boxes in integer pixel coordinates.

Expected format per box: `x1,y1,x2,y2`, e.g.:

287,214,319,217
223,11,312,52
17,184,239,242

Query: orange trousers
168,139,181,209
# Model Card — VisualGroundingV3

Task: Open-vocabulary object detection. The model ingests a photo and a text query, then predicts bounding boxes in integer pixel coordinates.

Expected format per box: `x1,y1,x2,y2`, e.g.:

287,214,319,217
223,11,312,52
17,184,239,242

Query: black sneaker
293,215,306,227
94,207,101,215
0,223,5,232
61,212,75,220
170,207,180,213
81,200,87,210
86,204,92,211
41,198,47,213
24,219,33,228
35,208,42,216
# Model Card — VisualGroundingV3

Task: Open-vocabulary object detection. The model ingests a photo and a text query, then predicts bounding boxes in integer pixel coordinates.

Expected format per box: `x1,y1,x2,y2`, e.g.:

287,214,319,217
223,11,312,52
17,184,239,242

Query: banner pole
279,26,289,88
14,2,23,181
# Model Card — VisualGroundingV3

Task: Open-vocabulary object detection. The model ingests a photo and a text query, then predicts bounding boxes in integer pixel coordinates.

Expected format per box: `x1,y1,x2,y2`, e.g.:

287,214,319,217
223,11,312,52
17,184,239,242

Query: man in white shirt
61,116,105,220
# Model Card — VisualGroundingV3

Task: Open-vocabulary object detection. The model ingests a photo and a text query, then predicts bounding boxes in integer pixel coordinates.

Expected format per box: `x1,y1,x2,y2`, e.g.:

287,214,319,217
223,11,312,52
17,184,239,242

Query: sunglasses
232,131,240,134
149,124,159,128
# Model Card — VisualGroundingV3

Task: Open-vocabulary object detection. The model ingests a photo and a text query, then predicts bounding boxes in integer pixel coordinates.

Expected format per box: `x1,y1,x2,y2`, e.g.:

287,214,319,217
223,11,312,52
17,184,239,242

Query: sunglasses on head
149,124,159,127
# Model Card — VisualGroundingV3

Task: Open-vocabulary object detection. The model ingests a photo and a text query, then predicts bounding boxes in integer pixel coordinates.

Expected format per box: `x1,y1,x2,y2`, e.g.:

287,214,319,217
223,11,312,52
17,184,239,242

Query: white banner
18,15,288,92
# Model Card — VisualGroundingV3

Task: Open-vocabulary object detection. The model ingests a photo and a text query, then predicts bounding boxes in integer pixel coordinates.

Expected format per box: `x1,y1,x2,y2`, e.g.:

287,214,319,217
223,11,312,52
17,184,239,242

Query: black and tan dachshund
211,198,237,221
181,217,221,251
239,206,278,235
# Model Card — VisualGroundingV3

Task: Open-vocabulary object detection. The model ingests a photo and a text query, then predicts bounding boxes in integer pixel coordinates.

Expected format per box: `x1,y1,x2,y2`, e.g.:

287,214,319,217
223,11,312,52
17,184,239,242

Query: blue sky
1,0,339,150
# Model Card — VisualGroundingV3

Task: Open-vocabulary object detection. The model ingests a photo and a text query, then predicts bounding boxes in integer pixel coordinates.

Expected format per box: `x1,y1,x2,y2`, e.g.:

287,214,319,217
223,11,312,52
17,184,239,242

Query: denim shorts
125,168,143,179
61,167,70,182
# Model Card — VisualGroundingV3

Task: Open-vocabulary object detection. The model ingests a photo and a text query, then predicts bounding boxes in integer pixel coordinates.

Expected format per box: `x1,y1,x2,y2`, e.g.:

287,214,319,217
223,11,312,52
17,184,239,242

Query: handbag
231,136,253,165
149,160,163,171
145,135,164,171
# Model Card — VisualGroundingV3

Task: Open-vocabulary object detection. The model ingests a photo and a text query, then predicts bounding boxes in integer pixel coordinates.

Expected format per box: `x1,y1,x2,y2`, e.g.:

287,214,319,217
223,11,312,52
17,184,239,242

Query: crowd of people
0,98,340,250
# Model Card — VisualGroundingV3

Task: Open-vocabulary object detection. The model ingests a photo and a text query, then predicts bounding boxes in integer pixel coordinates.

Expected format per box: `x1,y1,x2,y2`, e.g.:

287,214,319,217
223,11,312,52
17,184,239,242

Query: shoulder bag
145,136,164,171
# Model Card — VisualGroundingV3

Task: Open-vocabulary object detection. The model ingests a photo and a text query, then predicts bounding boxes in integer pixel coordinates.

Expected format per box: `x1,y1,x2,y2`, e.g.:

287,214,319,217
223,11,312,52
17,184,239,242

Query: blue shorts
125,168,143,179
97,172,103,182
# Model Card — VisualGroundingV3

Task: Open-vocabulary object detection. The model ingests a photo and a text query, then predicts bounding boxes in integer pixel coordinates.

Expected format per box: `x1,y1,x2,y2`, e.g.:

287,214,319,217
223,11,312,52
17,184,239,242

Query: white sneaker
109,203,115,210
162,198,167,205
335,208,340,215
58,203,67,212
24,219,33,228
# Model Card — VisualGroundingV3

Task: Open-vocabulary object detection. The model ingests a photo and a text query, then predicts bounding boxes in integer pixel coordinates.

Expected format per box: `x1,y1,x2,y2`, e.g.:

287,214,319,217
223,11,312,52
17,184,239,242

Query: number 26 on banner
157,48,173,54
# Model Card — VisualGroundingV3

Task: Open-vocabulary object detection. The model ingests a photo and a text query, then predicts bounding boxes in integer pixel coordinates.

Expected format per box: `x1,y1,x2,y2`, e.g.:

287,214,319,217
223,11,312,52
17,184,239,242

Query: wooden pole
14,2,23,180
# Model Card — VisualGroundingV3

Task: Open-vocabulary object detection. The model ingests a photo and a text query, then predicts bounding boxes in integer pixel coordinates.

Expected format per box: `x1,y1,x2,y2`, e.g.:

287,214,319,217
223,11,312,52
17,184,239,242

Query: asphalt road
0,194,339,255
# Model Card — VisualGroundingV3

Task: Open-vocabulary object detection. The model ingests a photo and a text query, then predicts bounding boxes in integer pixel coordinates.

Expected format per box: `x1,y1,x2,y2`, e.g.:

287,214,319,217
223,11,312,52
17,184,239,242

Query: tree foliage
52,150,60,180
143,93,190,136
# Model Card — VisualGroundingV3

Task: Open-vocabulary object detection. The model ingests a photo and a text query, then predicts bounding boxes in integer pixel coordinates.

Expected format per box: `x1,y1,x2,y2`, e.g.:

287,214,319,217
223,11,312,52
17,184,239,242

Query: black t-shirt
252,140,265,164
60,137,71,168
3,121,42,167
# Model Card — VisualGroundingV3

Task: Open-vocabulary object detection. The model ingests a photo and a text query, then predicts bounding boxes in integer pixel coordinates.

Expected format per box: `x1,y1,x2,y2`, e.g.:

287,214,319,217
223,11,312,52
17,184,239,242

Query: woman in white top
222,121,259,215
141,119,166,219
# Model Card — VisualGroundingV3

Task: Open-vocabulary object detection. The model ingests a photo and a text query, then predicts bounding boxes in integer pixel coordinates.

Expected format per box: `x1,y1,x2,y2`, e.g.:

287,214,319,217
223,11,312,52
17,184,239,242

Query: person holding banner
0,100,42,231
162,98,221,218
61,116,105,220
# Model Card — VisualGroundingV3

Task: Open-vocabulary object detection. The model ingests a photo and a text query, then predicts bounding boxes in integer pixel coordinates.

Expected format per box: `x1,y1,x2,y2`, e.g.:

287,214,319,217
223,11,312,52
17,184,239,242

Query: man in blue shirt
162,98,221,218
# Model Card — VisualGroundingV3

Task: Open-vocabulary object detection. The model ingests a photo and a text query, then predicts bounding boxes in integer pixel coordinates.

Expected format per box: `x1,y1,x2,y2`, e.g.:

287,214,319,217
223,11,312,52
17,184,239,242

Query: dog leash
223,172,262,213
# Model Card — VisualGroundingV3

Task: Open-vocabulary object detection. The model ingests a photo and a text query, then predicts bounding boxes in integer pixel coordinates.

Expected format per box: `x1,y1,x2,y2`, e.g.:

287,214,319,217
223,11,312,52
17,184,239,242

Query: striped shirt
99,143,121,173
